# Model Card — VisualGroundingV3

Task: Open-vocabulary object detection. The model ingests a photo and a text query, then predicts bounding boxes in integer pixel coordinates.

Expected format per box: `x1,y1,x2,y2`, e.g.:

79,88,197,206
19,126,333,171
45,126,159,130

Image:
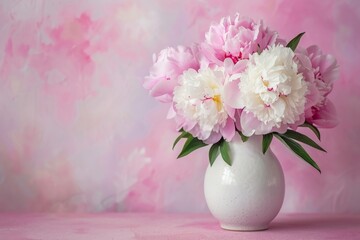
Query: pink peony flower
170,59,246,144
296,45,339,128
201,14,278,66
143,45,200,103
234,45,308,136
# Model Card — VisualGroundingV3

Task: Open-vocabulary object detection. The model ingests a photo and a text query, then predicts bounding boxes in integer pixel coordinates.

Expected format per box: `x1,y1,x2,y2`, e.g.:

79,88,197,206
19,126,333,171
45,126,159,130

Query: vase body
204,134,285,231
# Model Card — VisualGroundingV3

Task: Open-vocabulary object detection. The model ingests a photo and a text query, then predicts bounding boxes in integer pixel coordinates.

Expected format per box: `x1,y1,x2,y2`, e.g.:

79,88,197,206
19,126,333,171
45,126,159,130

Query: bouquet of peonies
144,14,339,172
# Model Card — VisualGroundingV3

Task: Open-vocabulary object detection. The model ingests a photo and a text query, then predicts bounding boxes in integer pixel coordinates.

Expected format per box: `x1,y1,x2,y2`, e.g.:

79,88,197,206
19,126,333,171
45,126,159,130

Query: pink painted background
0,0,359,213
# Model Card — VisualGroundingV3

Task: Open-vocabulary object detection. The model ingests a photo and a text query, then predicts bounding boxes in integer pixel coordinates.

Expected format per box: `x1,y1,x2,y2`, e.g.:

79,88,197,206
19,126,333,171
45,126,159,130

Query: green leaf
172,131,191,149
275,134,321,173
209,141,221,166
220,141,232,166
237,130,249,142
286,32,305,51
300,122,321,140
177,137,207,159
282,130,326,152
262,133,273,154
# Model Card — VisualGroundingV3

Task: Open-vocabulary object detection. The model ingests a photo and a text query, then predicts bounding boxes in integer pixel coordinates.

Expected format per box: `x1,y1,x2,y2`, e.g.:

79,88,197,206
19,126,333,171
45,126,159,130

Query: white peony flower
173,67,235,143
236,45,308,136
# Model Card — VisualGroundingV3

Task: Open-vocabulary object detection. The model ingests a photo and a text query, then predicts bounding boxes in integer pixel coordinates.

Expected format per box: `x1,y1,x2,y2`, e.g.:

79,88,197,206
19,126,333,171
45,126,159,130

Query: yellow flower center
212,95,222,111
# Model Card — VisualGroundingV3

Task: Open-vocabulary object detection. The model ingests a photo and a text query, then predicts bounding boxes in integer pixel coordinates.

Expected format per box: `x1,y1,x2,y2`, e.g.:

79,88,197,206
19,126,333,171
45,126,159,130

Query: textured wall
0,0,359,213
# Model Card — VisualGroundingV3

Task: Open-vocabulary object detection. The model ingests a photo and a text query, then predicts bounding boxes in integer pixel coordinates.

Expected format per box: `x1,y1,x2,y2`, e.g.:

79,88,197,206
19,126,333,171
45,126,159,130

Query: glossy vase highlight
204,134,285,231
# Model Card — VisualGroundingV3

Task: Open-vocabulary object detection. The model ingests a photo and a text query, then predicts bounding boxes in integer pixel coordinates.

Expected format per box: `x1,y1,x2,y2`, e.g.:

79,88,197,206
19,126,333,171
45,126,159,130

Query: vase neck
229,134,264,154
246,135,262,145
232,134,262,145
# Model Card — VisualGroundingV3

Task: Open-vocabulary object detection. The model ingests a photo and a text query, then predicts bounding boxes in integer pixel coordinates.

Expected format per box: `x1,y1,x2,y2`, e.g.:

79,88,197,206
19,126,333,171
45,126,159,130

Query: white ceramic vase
204,134,285,231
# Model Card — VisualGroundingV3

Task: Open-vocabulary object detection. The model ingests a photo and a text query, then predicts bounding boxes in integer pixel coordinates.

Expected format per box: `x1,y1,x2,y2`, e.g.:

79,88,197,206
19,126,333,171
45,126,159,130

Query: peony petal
220,117,236,141
272,123,288,134
241,111,277,136
306,45,322,58
311,99,338,128
204,131,222,144
232,59,248,74
223,78,243,108
144,46,200,103
288,113,305,131
276,38,287,46
206,25,225,49
305,82,321,110
203,14,278,64
271,97,286,118
240,111,260,136
296,51,313,75
224,58,234,74
153,95,172,103
224,103,235,120
143,75,161,90
235,109,242,131
322,61,339,86
200,43,224,66
149,77,176,103
166,104,176,119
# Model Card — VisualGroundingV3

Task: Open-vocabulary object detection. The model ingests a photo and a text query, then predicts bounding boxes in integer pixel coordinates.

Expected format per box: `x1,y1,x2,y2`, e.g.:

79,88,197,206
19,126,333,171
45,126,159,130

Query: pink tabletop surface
0,213,359,240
